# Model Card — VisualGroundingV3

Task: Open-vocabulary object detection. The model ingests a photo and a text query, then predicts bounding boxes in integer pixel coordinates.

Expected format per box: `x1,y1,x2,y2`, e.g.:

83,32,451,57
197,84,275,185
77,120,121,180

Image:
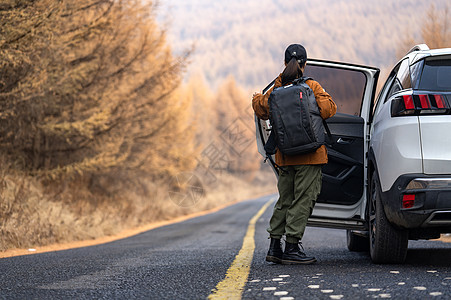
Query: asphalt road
1,195,451,299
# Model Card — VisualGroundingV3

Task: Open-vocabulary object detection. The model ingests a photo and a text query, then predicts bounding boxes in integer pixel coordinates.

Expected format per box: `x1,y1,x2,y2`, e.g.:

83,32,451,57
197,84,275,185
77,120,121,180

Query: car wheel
369,170,408,263
347,230,369,252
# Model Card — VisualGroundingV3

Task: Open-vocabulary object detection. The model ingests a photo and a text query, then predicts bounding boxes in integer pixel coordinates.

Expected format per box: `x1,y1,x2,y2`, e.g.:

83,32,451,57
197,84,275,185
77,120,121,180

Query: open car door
255,59,379,230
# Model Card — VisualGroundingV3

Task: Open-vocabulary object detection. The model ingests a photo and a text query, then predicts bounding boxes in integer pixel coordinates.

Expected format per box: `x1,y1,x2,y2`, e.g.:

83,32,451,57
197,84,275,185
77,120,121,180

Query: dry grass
0,166,276,252
0,173,123,251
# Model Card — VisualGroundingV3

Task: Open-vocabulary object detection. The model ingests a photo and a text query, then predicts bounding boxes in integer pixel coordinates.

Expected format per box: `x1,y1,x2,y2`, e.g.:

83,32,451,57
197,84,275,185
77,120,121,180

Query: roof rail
406,44,430,55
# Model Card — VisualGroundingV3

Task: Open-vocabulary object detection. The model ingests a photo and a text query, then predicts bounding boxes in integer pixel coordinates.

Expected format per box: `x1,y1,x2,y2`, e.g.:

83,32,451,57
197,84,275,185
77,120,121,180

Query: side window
410,60,424,89
373,79,391,117
373,69,396,116
383,59,411,101
396,58,411,90
305,65,366,116
387,79,402,98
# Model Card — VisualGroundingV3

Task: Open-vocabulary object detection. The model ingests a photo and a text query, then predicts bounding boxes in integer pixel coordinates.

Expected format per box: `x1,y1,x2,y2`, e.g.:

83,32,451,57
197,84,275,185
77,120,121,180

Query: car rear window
418,59,451,91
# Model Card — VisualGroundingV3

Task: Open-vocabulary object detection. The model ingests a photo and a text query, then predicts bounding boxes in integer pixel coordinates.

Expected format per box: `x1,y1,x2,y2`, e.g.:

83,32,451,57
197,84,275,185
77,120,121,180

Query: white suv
255,44,451,263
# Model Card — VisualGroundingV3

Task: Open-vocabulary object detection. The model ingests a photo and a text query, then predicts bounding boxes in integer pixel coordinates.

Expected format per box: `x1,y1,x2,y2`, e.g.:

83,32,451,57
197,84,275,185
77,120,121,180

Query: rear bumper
381,174,451,230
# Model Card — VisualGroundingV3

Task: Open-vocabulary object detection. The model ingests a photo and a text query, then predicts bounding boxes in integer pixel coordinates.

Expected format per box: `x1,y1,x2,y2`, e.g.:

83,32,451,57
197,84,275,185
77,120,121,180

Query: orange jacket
252,74,337,166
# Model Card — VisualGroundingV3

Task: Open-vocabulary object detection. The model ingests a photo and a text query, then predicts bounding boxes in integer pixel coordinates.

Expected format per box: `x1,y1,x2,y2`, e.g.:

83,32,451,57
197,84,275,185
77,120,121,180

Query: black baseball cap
284,44,307,65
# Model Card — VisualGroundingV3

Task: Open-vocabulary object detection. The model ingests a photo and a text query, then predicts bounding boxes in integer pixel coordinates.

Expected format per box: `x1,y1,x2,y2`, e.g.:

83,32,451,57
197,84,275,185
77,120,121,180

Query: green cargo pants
267,165,322,244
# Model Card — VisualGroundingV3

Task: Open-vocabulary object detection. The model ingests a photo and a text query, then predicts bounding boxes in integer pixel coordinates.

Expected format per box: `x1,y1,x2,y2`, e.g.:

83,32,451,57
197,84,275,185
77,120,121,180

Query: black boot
266,238,283,264
282,242,317,265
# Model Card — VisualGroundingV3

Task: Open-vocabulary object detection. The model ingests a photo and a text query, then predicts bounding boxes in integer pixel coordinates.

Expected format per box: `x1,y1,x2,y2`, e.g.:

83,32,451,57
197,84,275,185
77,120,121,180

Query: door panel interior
319,113,364,205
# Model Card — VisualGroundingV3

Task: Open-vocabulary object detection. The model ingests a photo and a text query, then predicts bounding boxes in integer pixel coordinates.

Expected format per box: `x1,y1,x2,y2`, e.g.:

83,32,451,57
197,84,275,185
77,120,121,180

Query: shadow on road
406,248,451,266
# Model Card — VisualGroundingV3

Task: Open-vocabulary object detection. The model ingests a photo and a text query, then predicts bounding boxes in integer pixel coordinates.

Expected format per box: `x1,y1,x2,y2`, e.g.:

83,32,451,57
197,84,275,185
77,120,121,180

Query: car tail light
402,194,415,209
391,94,450,117
391,95,416,116
418,95,430,109
432,94,446,109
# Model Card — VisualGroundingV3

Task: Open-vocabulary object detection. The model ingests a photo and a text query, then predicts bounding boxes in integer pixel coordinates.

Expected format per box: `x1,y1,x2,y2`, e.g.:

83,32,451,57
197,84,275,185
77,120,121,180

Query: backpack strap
264,154,288,175
293,76,313,85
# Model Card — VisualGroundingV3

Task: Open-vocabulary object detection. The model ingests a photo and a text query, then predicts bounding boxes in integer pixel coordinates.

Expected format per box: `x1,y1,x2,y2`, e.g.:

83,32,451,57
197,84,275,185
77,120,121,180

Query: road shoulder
0,198,247,259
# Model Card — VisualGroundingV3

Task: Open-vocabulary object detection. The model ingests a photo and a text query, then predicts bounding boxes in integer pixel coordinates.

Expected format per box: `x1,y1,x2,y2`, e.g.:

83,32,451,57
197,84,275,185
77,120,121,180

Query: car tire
369,170,408,264
347,230,369,252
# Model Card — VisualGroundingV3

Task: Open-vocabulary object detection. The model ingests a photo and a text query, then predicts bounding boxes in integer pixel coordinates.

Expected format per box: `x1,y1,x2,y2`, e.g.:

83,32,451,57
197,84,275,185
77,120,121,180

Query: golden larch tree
0,0,195,181
397,3,451,58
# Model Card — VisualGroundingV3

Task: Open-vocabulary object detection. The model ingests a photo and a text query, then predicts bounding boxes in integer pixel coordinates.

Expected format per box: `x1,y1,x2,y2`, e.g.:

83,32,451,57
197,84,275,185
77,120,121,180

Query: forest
0,0,273,251
160,0,450,90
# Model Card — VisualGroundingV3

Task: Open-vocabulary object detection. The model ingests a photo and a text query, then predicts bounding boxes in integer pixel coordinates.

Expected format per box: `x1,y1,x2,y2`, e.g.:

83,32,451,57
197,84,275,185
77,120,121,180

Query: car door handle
336,137,353,145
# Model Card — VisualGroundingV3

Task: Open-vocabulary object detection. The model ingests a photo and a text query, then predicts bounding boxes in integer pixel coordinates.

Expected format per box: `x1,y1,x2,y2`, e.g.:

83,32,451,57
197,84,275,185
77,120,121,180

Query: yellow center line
208,199,274,300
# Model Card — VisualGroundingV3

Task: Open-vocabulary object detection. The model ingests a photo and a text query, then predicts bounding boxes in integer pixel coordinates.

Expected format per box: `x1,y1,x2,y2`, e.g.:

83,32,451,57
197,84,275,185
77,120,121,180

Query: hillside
159,0,449,89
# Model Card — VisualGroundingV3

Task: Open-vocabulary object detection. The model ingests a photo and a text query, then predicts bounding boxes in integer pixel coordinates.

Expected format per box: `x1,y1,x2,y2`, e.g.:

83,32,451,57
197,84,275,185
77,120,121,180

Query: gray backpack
265,77,327,156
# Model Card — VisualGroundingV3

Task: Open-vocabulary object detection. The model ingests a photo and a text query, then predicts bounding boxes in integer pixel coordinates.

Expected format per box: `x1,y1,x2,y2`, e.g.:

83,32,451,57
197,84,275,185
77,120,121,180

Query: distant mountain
159,0,448,89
